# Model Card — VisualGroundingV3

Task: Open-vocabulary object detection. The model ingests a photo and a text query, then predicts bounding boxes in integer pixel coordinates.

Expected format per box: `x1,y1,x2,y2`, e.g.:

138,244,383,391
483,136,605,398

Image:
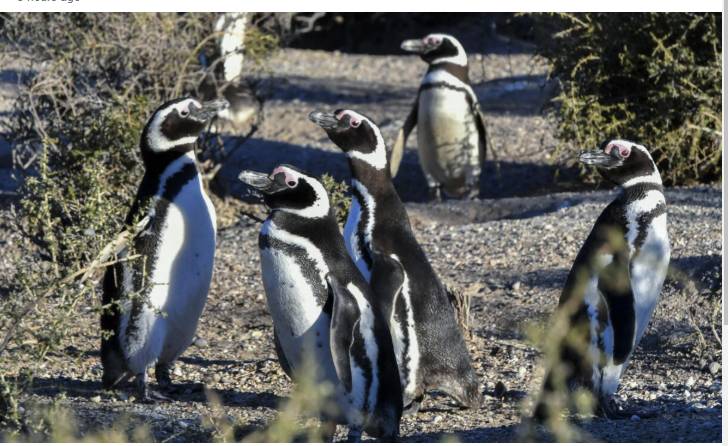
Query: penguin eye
350,118,361,128
179,109,190,118
619,147,631,158
287,180,297,187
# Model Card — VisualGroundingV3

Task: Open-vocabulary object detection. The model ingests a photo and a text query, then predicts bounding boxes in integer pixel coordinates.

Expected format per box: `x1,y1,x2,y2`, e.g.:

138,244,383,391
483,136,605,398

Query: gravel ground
0,31,722,442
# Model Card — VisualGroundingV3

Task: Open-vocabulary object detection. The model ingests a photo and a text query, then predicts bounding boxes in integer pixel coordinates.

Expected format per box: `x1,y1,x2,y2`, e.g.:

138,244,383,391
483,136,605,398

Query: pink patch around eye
287,180,296,187
350,119,360,127
619,147,630,157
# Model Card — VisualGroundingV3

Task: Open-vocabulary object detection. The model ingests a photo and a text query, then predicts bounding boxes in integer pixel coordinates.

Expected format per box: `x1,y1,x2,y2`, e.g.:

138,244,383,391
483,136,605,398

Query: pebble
511,281,521,292
708,362,720,376
193,337,209,348
686,376,696,387
90,395,101,403
630,415,640,421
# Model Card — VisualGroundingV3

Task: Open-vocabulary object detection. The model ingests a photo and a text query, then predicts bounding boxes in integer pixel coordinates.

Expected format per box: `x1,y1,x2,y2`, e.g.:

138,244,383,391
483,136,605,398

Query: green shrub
532,12,721,185
0,12,278,435
321,174,351,225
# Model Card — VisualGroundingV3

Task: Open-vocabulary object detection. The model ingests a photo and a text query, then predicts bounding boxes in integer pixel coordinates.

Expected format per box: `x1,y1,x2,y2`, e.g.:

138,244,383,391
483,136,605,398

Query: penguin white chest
629,212,670,343
151,174,217,362
259,222,337,380
417,87,479,182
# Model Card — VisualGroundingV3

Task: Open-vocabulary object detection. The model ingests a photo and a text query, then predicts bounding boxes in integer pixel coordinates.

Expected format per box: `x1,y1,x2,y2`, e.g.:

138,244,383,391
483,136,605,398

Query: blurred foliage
531,12,722,185
0,12,278,435
321,173,352,225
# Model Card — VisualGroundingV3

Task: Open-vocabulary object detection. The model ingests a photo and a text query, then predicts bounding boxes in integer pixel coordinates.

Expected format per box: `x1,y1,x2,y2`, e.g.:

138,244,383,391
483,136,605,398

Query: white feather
121,152,216,373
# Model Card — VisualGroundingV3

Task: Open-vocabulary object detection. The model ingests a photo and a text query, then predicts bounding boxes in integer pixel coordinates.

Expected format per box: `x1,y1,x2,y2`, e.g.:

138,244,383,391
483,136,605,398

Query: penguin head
401,33,467,66
308,109,388,170
238,165,331,219
140,97,229,158
579,139,662,186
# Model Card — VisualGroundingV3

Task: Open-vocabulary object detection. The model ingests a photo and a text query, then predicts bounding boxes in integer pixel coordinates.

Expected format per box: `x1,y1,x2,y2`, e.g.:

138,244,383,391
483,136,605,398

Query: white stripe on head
336,110,388,170
271,166,330,219
427,34,467,66
147,98,202,152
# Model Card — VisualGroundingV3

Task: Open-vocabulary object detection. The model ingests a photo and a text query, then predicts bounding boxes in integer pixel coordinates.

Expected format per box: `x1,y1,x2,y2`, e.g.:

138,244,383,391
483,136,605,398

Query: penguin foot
402,395,424,417
140,389,174,404
346,427,362,442
596,397,628,419
427,186,443,202
155,362,173,389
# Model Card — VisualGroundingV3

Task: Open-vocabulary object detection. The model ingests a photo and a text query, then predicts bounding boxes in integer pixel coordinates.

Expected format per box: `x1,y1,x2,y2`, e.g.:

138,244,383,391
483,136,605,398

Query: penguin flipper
597,253,635,365
326,274,360,393
389,97,418,177
475,107,488,165
273,329,294,379
369,252,405,321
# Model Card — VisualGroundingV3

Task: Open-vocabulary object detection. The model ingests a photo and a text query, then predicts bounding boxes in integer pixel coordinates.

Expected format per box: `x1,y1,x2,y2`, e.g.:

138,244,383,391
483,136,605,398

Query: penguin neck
140,141,197,177
268,208,338,237
347,157,397,200
427,62,470,84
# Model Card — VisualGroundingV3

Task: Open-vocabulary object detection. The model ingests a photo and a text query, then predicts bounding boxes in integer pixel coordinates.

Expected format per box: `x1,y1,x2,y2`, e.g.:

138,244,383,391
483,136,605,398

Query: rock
708,362,720,376
90,395,101,403
511,281,521,292
686,376,696,387
630,414,640,421
118,391,129,401
193,337,209,348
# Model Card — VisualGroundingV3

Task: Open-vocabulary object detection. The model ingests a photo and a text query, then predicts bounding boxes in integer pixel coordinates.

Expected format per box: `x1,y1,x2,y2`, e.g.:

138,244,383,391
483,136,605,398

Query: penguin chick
101,97,229,403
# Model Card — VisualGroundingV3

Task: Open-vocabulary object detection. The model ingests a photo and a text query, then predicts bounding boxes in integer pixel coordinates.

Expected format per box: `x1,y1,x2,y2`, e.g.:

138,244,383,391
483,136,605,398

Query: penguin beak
189,99,230,122
308,111,344,131
401,39,427,54
579,150,623,169
238,170,288,194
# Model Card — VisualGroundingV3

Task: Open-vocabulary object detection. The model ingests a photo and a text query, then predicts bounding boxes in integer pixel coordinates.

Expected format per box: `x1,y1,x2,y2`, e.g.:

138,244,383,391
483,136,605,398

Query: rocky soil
0,25,722,442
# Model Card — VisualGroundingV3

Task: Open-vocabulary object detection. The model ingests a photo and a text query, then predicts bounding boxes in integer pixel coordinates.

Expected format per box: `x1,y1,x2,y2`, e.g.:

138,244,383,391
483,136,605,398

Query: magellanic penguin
391,33,488,200
534,139,670,420
238,165,402,441
101,97,229,402
309,109,483,413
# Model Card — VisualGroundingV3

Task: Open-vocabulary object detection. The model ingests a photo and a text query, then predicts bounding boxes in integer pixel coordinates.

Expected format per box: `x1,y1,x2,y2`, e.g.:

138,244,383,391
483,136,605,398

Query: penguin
534,139,670,420
238,165,402,441
309,109,483,413
100,97,228,402
390,33,488,201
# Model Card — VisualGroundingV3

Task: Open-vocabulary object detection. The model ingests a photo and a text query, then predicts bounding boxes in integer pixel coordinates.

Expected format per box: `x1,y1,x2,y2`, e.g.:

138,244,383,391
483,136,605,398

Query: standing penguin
391,33,487,200
238,165,402,441
309,109,483,413
101,97,228,401
535,139,670,419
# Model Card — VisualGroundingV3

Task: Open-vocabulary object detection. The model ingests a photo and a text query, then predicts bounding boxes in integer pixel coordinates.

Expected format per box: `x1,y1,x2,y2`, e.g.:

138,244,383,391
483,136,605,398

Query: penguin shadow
28,376,103,399
400,423,519,442
261,74,414,105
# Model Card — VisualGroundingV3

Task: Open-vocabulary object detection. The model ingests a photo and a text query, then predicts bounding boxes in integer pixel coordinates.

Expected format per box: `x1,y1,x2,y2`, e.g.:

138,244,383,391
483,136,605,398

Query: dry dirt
0,31,722,442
